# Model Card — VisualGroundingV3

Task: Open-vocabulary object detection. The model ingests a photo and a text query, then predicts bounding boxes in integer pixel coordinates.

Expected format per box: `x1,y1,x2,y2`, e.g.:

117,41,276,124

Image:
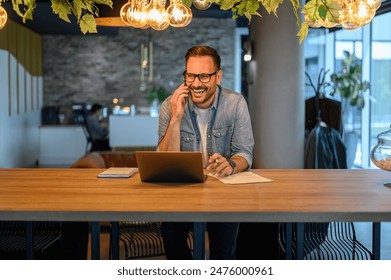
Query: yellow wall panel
30,32,42,76
16,23,25,66
0,21,9,50
7,21,16,59
1,20,42,114
1,20,42,76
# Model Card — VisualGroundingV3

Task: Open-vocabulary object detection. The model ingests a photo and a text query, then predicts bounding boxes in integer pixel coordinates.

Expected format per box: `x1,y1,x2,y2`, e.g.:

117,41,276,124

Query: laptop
136,151,207,183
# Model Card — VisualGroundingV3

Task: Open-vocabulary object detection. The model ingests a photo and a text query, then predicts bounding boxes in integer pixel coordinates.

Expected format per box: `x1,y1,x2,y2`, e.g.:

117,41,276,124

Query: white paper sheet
208,171,273,184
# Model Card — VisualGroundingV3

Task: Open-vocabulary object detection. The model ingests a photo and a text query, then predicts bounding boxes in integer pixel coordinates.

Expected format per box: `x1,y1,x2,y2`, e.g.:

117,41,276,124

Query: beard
189,85,216,108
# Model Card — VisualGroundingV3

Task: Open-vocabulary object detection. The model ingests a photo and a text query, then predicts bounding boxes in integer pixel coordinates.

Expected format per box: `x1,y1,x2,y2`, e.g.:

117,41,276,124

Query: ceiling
3,1,248,35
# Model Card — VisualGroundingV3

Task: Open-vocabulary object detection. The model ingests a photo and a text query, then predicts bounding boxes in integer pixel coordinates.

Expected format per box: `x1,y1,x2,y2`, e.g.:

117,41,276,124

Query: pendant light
167,0,192,27
0,6,7,30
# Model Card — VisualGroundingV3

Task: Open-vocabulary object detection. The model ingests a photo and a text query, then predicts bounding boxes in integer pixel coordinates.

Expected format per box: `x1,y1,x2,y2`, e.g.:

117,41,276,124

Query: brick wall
42,18,237,123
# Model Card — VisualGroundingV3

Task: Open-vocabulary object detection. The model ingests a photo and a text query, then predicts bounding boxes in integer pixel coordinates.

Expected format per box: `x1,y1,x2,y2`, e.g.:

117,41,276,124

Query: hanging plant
0,0,381,42
1,0,113,34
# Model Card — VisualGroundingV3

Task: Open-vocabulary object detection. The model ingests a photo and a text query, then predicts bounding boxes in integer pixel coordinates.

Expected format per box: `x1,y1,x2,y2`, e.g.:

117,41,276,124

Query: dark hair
91,103,102,113
185,46,221,70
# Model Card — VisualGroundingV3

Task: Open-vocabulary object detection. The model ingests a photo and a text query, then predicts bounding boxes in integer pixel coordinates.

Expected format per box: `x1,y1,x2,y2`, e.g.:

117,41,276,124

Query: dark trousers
161,222,240,260
59,222,89,260
235,223,282,260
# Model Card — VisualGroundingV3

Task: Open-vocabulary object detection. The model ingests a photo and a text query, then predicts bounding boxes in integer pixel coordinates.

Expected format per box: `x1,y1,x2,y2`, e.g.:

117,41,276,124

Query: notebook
136,151,207,183
98,167,138,178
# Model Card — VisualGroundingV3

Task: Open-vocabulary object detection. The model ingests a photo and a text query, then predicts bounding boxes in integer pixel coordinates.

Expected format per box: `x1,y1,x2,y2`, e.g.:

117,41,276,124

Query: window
304,9,391,169
370,12,391,167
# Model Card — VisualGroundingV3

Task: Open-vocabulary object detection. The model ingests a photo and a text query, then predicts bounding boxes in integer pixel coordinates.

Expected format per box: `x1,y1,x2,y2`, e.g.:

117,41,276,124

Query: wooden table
1,168,391,259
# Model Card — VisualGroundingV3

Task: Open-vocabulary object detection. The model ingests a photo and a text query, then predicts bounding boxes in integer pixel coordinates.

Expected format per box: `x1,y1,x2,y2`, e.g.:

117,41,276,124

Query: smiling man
157,45,254,260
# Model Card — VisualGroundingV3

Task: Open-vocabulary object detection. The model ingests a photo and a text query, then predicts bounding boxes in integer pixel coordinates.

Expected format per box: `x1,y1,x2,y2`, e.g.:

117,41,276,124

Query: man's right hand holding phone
169,83,190,122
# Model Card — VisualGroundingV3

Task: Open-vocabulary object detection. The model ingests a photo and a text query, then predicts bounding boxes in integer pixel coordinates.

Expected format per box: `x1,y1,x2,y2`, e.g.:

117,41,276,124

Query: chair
278,222,373,260
0,221,62,259
72,151,194,259
81,119,94,153
116,222,194,259
80,110,110,153
290,93,372,260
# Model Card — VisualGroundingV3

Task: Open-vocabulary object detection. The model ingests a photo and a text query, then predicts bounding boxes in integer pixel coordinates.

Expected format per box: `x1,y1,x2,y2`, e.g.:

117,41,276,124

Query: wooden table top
1,168,391,222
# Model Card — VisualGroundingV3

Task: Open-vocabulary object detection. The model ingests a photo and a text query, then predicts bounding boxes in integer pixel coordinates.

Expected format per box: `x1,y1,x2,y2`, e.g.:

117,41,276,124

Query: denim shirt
158,86,254,168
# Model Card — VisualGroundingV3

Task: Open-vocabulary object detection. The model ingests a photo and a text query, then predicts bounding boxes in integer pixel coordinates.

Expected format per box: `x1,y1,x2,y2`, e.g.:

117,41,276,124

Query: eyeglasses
183,70,218,83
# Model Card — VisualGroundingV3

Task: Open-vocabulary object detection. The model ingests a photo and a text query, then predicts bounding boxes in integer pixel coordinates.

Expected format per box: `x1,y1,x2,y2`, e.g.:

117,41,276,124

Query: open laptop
136,151,207,183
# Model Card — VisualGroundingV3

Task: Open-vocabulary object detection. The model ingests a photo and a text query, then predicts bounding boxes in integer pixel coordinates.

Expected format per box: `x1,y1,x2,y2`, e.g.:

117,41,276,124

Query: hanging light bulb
303,0,381,31
167,0,192,27
366,0,382,9
0,6,8,30
146,0,169,31
193,0,212,10
127,0,150,28
356,0,376,25
322,18,339,28
120,1,134,26
338,0,376,30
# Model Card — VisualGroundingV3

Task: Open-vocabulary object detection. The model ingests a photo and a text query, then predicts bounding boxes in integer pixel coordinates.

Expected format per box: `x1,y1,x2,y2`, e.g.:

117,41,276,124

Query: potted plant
147,85,169,117
147,85,168,105
329,50,372,167
330,50,370,113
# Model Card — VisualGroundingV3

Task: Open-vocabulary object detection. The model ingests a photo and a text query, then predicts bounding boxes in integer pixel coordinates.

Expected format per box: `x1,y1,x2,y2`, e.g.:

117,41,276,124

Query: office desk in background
1,168,391,260
109,115,158,149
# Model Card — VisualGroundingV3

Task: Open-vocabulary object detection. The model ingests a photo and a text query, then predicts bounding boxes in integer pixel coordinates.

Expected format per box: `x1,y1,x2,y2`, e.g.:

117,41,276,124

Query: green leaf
93,0,113,6
323,0,341,22
356,96,365,109
182,0,193,7
236,0,259,16
260,0,283,16
318,5,327,18
11,0,35,22
80,13,97,34
297,22,308,45
217,0,238,10
83,0,98,16
302,0,320,18
22,0,35,22
302,0,341,25
73,0,86,19
51,0,71,23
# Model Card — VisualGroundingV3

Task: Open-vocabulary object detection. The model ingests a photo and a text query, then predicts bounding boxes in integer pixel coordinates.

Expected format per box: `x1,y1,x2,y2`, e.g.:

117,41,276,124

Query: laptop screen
136,151,207,183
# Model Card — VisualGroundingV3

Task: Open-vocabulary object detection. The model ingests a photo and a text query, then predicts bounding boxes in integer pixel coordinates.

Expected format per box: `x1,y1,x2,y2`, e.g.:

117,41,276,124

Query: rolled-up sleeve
230,96,254,168
157,97,172,146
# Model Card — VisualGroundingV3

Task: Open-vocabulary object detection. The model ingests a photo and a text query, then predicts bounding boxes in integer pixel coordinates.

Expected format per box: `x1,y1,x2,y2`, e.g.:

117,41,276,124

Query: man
86,103,110,151
158,46,254,259
87,103,108,141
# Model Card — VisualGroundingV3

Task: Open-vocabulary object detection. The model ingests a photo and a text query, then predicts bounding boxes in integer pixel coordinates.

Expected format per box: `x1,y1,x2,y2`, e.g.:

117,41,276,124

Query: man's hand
169,83,190,122
206,153,233,177
158,83,189,151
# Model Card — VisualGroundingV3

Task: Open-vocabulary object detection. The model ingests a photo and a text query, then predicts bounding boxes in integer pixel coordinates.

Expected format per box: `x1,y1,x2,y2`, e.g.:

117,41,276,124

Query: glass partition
370,13,391,167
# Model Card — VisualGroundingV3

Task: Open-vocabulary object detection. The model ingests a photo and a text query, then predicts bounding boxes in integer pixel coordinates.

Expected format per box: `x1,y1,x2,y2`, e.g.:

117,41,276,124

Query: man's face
185,56,222,109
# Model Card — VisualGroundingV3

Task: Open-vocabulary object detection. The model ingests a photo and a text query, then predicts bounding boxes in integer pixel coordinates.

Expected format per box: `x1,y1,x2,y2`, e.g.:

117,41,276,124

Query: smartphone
183,80,189,103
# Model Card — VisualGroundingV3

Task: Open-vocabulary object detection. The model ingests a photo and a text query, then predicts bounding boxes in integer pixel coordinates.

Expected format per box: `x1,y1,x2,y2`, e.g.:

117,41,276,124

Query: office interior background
0,1,391,262
303,3,391,169
0,1,390,169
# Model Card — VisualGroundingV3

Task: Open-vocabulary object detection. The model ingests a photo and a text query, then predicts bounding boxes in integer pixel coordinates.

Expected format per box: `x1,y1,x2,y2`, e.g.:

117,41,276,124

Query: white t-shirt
194,106,210,168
